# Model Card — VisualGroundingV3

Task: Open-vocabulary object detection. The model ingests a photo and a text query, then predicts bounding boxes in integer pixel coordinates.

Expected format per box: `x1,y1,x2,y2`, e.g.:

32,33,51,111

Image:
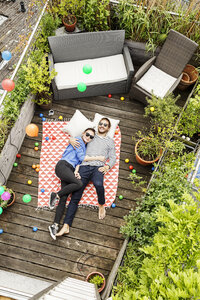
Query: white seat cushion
54,54,127,90
137,65,177,98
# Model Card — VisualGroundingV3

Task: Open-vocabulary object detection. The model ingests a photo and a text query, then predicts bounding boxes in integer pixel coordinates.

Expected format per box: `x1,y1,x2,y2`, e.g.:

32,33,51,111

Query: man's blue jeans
64,165,105,226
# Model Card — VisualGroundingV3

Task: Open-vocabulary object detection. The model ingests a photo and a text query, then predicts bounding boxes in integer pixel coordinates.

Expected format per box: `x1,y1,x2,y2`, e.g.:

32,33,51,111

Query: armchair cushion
54,54,128,90
137,65,177,98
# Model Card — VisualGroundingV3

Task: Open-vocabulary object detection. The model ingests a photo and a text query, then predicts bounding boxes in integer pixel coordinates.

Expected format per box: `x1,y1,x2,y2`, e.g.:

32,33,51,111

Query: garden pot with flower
86,271,106,293
0,186,15,212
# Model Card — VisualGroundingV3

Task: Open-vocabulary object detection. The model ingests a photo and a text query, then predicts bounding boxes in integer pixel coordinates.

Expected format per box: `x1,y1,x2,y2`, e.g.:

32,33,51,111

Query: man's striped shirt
81,134,116,168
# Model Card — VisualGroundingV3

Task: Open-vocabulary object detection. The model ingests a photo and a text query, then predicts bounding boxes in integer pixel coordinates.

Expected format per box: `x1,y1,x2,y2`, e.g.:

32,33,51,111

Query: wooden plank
0,220,118,261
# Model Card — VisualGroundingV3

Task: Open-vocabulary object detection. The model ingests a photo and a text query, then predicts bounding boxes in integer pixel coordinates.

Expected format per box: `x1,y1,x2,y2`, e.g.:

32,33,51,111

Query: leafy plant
83,0,110,31
22,54,57,105
33,13,61,53
144,93,180,129
129,172,147,192
113,191,200,299
178,78,200,138
114,152,196,298
112,0,200,54
88,274,105,288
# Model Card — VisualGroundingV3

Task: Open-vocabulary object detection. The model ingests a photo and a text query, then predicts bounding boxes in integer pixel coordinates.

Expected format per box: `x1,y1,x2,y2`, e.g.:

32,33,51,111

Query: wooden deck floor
0,94,152,284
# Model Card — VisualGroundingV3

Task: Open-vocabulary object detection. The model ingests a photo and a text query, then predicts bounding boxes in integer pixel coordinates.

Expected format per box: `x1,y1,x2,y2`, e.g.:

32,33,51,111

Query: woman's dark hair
84,128,95,135
100,117,111,128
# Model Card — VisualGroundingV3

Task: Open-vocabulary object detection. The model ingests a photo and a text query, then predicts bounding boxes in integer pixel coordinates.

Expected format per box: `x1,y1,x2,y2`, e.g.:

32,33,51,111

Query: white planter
0,97,35,185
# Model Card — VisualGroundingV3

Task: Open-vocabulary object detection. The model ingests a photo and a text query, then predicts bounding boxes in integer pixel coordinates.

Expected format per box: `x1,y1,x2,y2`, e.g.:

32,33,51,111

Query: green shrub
114,192,200,299
178,78,200,138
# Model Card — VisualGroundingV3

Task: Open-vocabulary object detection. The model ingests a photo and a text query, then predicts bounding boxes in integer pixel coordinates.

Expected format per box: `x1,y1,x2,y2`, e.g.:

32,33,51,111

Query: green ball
83,64,92,74
132,169,136,174
0,207,2,215
119,195,123,200
77,82,87,92
35,142,39,147
0,186,5,196
23,194,32,203
13,163,18,167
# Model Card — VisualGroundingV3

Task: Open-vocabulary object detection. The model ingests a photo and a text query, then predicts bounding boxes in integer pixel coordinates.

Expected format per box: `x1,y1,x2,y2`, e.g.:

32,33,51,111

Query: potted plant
22,52,57,110
86,271,106,293
0,185,15,212
63,14,77,32
135,132,162,166
58,0,83,32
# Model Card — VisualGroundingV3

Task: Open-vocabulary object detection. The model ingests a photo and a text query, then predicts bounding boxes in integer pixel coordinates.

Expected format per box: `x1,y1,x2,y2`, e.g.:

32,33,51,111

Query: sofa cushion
54,54,128,90
137,65,177,98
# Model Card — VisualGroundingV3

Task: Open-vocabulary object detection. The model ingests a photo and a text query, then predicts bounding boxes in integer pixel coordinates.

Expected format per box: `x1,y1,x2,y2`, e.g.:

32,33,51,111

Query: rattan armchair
130,30,198,105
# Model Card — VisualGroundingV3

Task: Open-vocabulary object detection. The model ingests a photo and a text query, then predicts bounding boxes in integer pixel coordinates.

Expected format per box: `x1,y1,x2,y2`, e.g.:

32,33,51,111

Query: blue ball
33,227,38,232
41,188,45,193
111,203,116,208
0,228,3,234
2,50,12,61
42,117,46,122
39,113,43,118
45,137,49,141
152,167,155,171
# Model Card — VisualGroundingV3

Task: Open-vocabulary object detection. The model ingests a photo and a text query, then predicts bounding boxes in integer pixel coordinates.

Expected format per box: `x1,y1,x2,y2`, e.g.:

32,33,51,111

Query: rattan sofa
48,30,134,100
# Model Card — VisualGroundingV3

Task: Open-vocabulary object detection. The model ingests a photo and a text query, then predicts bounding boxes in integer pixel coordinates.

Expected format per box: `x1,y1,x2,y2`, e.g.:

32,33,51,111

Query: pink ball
1,191,11,201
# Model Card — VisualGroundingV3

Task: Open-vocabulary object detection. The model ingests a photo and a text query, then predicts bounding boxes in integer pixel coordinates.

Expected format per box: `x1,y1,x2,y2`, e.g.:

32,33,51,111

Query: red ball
2,78,15,92
16,154,21,158
129,165,134,170
52,136,56,140
108,94,112,98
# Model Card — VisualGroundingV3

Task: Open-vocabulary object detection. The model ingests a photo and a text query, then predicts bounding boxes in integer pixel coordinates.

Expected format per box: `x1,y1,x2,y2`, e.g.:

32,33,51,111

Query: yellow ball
120,97,125,101
58,116,63,120
27,180,32,185
125,158,129,163
34,147,38,151
150,107,155,112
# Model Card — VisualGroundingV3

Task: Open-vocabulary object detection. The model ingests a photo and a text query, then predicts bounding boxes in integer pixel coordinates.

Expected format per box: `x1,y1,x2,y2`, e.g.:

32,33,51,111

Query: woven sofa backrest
155,29,198,78
48,30,125,63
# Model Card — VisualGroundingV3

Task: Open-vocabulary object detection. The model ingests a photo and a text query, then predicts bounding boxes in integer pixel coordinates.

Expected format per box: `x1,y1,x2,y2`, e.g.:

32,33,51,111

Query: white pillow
93,113,120,139
62,110,94,137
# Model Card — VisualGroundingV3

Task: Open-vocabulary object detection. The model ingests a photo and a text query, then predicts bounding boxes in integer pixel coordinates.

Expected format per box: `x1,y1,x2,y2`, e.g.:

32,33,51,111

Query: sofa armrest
48,53,54,73
123,46,134,92
48,53,59,100
134,56,156,83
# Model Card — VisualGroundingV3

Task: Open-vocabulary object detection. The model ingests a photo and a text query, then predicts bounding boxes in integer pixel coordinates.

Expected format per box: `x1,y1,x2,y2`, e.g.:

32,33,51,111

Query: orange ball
35,168,40,172
26,124,39,137
32,164,36,169
34,147,39,151
36,164,40,168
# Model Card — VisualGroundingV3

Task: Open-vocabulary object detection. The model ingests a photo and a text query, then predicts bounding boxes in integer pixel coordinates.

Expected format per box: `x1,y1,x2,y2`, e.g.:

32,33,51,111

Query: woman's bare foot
56,224,69,236
99,205,106,220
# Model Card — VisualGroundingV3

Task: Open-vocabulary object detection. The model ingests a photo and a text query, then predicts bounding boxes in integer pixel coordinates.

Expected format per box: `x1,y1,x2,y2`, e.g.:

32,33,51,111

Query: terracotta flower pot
7,191,15,207
63,15,77,32
86,271,106,293
178,64,199,91
135,138,162,166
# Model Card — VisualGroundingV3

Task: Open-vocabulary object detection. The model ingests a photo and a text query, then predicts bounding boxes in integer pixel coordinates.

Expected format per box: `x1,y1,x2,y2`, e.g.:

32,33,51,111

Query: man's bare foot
99,205,106,220
56,224,69,236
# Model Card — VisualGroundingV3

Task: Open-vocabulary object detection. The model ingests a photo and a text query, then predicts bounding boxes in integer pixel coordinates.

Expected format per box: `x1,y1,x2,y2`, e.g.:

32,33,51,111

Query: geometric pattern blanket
38,121,121,208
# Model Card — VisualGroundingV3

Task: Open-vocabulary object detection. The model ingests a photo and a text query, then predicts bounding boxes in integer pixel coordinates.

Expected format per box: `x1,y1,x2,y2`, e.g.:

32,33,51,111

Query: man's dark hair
100,117,111,128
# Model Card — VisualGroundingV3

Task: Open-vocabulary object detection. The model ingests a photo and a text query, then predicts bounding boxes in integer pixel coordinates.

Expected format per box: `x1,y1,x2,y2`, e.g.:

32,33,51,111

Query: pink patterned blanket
38,121,121,208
